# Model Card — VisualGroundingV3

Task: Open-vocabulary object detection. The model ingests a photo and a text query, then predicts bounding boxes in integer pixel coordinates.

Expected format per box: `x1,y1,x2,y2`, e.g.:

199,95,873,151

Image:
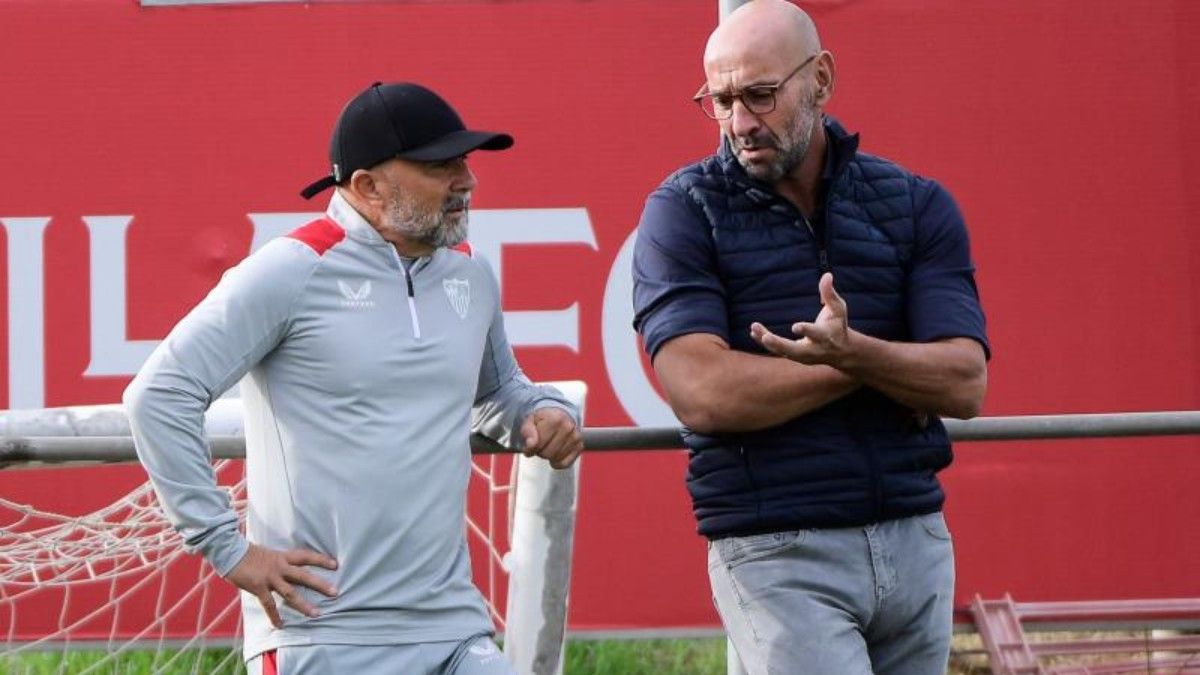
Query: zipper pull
799,217,815,238
819,249,830,272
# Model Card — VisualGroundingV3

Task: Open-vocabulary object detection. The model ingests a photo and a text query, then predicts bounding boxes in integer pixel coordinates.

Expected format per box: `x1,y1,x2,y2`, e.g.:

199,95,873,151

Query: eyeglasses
693,54,819,120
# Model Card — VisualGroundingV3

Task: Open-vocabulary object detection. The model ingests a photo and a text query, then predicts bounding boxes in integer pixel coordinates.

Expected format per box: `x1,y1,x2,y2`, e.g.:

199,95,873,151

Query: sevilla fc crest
443,278,470,319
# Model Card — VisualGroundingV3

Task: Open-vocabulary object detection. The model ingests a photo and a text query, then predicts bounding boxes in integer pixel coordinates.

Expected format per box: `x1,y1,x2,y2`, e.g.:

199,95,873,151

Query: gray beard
735,94,819,183
383,193,469,249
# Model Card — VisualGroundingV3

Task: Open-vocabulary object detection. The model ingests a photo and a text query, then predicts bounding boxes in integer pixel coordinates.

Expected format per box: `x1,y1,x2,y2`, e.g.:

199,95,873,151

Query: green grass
0,648,243,675
565,638,727,674
1,640,729,675
6,633,1178,673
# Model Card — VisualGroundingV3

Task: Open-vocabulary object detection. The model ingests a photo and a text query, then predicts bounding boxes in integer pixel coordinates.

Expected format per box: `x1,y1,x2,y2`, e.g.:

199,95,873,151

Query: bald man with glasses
632,1,990,673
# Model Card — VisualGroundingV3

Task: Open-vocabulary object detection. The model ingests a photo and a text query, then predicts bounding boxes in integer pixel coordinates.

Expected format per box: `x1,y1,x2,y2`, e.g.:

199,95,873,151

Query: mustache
443,194,472,211
734,134,777,151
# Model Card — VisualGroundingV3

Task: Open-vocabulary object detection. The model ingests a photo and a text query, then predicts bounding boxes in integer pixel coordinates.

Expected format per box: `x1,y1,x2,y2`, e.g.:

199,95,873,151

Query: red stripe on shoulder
451,241,474,258
286,218,345,256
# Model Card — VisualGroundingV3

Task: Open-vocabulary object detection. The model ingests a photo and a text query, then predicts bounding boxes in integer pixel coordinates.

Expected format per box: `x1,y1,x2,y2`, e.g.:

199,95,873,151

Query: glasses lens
698,95,721,119
742,88,776,114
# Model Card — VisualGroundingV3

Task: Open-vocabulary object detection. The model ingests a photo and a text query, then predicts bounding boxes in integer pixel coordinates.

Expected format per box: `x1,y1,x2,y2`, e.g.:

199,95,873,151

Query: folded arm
653,332,859,434
752,272,987,419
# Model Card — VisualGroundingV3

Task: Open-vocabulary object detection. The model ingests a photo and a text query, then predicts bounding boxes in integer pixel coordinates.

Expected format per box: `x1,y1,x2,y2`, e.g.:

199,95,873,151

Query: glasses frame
693,53,820,120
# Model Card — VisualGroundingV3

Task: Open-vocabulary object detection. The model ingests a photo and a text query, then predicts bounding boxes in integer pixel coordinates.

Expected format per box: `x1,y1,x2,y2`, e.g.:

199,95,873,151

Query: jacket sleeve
471,256,580,448
122,239,316,576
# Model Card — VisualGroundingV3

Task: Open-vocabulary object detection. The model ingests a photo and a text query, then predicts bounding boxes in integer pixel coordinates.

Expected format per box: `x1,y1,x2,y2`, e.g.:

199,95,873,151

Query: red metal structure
971,595,1200,673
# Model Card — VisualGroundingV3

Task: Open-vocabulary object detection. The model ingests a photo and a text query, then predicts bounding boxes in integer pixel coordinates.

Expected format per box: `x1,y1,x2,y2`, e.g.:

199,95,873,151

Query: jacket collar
326,189,392,248
325,189,452,272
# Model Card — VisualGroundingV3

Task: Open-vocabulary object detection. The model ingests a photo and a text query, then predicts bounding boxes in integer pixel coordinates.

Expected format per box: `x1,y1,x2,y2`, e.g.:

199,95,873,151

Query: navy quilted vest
669,119,952,537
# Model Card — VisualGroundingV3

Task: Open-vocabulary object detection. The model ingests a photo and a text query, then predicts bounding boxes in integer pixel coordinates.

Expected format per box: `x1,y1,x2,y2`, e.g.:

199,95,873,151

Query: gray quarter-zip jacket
124,191,578,660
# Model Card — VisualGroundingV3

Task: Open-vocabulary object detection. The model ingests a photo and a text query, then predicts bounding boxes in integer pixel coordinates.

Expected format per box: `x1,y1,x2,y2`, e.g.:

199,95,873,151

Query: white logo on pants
468,641,497,657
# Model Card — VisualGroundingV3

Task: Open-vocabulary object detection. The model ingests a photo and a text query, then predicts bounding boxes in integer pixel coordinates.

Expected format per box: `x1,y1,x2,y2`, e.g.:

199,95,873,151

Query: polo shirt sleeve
632,185,728,359
907,177,991,358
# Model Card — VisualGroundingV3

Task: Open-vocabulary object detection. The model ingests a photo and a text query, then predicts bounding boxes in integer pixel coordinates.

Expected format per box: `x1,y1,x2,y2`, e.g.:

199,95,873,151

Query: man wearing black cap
125,82,582,674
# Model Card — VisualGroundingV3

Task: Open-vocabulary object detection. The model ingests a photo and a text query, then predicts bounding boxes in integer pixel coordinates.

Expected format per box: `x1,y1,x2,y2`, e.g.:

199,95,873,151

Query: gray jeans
708,512,955,675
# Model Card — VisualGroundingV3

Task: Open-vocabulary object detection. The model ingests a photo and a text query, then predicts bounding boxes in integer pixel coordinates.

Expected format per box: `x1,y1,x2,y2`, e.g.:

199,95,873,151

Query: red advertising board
0,0,1197,634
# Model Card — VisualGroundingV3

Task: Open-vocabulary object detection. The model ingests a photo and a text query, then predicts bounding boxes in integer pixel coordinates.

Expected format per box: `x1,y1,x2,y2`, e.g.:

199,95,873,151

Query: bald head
700,0,835,188
705,0,820,75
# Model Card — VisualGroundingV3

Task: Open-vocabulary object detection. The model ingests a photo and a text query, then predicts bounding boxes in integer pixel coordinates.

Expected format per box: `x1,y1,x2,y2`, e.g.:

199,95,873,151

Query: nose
728,98,761,139
453,161,477,192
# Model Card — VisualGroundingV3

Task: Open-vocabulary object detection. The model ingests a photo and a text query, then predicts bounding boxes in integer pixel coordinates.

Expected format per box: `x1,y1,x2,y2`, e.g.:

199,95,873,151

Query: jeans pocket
918,511,952,541
716,530,805,568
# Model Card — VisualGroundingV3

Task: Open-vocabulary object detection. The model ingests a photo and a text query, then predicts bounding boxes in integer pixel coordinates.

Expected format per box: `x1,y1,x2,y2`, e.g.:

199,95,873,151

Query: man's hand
519,407,583,469
224,543,338,629
751,272,851,367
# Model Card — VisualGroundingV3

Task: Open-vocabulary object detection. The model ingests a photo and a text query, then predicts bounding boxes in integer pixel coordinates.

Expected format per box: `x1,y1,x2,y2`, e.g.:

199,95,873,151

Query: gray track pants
246,634,515,675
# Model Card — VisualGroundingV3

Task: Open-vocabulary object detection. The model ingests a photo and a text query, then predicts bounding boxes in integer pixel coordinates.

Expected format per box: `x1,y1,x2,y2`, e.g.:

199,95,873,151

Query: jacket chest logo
338,279,375,309
442,278,470,319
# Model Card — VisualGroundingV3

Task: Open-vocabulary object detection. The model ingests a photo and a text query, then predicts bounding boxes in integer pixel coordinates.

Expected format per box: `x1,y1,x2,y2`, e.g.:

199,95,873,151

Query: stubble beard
735,89,819,183
382,189,471,249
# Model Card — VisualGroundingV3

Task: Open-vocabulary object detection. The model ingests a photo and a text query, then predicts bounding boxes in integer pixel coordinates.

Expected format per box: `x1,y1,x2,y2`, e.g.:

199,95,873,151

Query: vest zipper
852,420,883,522
387,247,422,340
799,215,831,273
738,442,764,528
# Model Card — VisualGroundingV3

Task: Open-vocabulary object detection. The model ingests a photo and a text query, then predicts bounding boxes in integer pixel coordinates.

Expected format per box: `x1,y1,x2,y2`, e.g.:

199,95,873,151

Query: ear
347,168,386,206
813,51,836,106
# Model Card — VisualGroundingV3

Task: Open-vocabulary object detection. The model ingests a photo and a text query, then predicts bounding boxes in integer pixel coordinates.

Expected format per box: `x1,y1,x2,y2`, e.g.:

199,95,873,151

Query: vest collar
824,116,860,182
718,115,861,186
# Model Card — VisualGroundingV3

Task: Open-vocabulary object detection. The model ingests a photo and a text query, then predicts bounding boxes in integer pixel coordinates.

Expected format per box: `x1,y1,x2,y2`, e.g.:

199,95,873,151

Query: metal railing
2,411,1199,467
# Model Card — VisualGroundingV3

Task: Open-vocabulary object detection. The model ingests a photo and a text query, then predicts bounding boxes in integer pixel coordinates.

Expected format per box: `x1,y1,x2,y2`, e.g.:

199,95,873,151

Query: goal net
0,385,582,674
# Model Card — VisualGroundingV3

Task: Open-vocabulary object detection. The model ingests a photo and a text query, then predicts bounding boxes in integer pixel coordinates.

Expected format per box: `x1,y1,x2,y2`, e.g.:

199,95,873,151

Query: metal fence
3,411,1199,467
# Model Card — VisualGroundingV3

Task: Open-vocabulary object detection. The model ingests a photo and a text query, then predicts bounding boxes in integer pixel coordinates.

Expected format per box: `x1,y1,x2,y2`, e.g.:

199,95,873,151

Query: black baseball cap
300,82,514,199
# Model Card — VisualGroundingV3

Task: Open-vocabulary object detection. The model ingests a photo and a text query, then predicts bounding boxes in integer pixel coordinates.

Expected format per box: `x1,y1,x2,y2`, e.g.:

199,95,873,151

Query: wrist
833,328,863,372
209,532,250,578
